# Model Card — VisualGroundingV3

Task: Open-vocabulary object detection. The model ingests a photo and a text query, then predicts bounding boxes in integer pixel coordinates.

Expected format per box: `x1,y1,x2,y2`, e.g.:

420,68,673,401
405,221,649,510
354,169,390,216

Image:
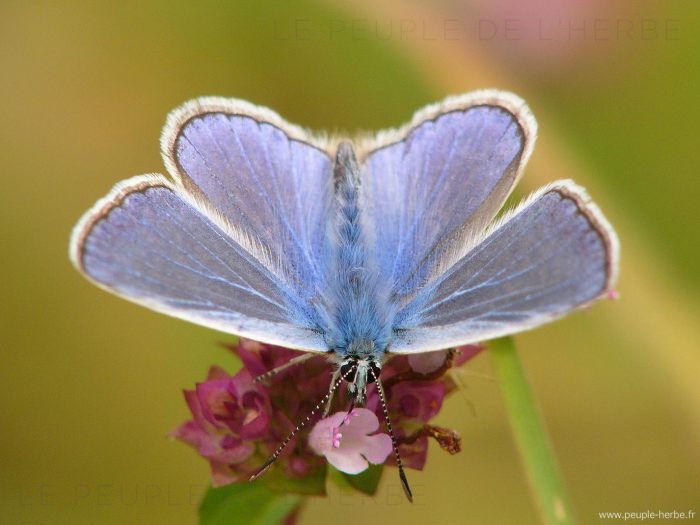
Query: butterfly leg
322,367,341,417
253,352,316,383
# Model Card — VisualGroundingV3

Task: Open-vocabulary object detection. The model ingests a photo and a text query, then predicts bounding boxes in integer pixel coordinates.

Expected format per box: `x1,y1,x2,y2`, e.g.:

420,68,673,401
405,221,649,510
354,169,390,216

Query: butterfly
70,90,619,500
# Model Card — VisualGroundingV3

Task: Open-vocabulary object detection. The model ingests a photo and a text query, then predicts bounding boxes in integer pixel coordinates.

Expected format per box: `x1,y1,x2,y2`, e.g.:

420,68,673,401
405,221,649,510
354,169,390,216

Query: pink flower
308,408,392,474
172,341,330,486
171,366,272,485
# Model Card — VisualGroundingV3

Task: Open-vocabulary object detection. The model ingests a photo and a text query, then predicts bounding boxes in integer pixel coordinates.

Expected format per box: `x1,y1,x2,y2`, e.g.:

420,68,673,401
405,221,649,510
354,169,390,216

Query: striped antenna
249,370,347,481
371,368,414,503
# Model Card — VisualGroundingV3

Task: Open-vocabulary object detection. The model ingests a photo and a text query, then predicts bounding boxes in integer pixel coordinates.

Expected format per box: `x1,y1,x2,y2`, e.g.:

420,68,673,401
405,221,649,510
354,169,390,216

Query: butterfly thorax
324,142,395,383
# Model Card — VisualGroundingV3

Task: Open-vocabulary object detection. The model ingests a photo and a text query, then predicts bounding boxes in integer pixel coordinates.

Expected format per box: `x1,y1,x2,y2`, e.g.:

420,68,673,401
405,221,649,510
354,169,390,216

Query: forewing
390,181,619,353
357,90,537,300
70,175,327,351
161,97,334,300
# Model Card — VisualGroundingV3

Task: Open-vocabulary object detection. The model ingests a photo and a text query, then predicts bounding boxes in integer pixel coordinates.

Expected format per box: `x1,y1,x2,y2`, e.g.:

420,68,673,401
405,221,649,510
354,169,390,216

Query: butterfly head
252,337,412,501
340,338,382,404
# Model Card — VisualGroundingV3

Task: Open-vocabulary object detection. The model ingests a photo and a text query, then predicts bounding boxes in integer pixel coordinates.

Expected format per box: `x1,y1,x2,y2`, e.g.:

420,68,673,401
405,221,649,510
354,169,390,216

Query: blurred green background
1,1,698,523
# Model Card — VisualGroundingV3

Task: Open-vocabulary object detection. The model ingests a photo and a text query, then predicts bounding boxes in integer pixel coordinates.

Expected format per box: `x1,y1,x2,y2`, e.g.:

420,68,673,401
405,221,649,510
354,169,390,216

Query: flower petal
308,412,346,454
453,344,485,367
361,433,393,465
391,381,445,422
336,408,380,439
324,448,369,474
196,378,236,428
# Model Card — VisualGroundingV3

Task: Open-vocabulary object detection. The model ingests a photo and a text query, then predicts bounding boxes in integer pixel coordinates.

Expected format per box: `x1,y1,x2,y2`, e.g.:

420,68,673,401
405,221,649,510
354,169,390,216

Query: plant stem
490,337,577,525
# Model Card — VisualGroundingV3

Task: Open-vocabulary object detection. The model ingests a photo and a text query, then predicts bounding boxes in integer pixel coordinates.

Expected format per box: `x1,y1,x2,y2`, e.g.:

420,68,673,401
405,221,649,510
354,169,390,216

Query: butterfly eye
367,361,381,384
340,360,357,381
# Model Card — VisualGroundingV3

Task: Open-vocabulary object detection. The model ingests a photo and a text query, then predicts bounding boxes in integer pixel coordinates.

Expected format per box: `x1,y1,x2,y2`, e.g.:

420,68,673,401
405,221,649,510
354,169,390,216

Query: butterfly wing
357,90,537,302
70,98,335,351
390,181,619,353
161,98,334,300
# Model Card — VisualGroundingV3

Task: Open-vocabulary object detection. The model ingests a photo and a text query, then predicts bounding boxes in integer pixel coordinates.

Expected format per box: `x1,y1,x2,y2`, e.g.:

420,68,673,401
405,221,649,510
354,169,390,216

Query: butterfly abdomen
334,142,364,285
324,142,394,357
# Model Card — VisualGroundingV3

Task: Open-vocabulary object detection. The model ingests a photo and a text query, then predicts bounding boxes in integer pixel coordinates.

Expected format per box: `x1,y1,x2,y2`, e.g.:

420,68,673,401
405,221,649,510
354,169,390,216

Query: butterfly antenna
372,369,414,503
253,352,316,383
249,372,345,482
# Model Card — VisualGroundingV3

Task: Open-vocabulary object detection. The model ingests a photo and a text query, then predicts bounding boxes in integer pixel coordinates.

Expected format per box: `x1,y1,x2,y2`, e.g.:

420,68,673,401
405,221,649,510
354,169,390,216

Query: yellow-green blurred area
1,0,698,523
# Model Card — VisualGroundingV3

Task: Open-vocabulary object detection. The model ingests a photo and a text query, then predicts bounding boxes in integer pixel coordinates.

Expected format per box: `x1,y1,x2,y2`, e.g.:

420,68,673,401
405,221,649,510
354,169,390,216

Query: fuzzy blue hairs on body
324,142,395,358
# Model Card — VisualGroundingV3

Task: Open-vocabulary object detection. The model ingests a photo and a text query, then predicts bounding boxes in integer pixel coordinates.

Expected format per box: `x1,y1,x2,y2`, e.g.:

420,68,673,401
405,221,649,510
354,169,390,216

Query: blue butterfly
70,91,619,500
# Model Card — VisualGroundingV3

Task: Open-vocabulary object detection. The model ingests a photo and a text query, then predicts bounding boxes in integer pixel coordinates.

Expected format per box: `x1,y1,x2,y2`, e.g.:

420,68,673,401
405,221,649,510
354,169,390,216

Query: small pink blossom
408,351,449,375
308,409,392,474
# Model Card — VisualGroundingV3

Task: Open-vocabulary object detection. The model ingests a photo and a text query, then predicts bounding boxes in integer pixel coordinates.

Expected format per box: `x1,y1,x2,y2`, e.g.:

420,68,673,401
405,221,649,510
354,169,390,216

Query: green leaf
327,464,384,496
341,464,384,495
199,480,302,525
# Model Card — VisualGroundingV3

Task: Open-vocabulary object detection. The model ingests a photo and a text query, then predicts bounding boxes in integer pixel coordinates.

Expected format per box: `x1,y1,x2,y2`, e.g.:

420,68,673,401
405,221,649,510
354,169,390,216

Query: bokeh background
2,1,698,523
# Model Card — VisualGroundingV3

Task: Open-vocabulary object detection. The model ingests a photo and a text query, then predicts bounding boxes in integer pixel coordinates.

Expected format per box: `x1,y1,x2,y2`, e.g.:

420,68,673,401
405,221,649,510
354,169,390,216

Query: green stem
489,337,577,525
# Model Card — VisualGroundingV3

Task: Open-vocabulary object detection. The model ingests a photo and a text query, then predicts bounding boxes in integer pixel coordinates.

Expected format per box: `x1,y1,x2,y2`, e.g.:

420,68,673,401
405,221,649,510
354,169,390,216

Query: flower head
173,339,484,486
172,341,329,485
171,366,271,485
